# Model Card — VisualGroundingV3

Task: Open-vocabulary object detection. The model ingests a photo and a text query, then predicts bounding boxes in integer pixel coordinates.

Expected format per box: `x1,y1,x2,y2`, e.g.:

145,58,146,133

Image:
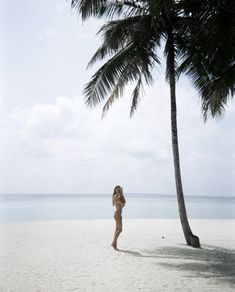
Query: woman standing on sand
111,185,126,250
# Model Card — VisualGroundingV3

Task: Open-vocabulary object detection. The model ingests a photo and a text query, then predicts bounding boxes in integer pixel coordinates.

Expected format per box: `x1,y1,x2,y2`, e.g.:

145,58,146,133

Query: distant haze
0,0,234,196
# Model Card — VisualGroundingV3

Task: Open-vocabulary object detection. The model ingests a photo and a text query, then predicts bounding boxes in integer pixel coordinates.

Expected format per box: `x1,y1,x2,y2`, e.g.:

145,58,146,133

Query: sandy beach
0,219,234,292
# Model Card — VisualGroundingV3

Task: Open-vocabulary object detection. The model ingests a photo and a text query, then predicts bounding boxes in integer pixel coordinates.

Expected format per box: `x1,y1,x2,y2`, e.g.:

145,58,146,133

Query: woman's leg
111,218,122,250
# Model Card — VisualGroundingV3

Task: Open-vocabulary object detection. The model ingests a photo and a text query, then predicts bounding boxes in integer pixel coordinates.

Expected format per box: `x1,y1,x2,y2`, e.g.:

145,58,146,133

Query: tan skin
111,186,126,250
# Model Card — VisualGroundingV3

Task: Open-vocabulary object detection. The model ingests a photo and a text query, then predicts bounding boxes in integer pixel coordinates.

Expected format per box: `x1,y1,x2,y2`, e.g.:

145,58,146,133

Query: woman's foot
111,243,117,250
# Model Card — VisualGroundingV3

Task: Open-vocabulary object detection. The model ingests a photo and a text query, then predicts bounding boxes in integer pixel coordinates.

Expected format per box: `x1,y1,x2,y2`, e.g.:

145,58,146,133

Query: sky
0,0,234,196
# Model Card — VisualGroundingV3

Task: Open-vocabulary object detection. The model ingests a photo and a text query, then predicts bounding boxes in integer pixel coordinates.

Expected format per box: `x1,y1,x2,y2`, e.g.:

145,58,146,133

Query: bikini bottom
114,211,122,221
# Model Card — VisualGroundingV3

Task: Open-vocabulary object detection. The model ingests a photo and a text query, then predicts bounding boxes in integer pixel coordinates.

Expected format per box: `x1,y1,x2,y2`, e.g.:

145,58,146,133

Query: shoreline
0,219,234,291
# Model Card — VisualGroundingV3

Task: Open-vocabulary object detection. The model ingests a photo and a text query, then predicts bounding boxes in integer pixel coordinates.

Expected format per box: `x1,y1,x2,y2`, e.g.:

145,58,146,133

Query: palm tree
71,0,234,247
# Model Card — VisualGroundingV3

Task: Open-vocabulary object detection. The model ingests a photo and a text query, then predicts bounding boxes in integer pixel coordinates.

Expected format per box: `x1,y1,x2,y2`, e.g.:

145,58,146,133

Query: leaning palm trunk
167,29,200,248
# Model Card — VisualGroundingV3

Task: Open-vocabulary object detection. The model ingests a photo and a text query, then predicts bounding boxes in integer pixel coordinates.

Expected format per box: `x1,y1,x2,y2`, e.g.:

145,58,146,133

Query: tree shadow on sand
119,245,235,285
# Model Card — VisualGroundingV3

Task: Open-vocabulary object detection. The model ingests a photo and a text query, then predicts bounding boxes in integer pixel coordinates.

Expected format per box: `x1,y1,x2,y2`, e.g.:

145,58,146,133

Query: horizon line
0,193,234,199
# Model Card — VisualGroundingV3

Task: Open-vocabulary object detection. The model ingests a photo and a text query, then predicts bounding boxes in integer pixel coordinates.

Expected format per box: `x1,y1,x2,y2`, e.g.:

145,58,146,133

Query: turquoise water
0,194,234,221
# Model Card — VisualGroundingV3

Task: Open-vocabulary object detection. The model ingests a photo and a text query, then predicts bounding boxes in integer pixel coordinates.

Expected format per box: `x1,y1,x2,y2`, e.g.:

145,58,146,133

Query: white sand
0,219,234,292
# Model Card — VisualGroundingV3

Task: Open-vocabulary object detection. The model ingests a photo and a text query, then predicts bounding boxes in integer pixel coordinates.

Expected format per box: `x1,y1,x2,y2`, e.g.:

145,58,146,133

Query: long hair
112,185,126,205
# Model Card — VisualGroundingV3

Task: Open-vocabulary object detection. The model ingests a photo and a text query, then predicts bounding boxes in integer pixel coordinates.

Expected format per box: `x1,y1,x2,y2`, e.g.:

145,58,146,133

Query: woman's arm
113,194,125,208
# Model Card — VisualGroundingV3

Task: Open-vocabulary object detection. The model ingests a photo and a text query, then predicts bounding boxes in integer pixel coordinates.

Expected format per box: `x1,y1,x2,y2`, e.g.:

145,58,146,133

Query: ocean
0,194,234,221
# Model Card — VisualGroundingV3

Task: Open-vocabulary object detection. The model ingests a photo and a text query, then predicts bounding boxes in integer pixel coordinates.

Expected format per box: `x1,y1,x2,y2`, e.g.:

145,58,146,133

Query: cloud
0,80,234,195
0,90,173,193
3,93,170,161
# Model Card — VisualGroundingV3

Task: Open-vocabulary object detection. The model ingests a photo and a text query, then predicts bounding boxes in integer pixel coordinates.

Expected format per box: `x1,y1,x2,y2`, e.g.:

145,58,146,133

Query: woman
111,185,126,250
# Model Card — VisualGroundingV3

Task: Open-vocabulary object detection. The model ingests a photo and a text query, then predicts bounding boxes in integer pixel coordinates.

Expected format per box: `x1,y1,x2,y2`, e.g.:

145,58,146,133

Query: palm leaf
84,38,156,107
88,15,146,68
84,15,160,109
176,0,235,119
101,73,127,118
71,0,147,20
130,76,144,116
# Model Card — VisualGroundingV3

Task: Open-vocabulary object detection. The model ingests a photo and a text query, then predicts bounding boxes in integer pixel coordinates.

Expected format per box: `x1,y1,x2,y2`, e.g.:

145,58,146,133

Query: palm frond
88,15,146,68
200,64,235,120
101,72,127,118
148,0,175,19
130,76,144,116
71,0,106,20
84,16,160,109
84,46,131,107
71,0,147,20
84,37,157,106
101,71,144,118
176,0,235,119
